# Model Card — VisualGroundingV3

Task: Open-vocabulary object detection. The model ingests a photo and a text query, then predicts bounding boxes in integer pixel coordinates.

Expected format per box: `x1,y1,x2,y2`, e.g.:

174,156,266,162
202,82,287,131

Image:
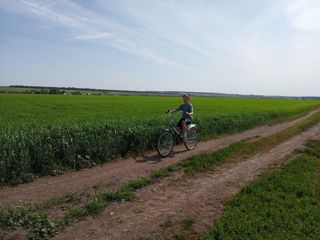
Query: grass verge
203,140,320,240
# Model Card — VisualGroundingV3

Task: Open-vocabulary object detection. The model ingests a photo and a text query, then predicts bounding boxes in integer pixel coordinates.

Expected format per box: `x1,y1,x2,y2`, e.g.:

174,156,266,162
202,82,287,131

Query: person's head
182,93,191,103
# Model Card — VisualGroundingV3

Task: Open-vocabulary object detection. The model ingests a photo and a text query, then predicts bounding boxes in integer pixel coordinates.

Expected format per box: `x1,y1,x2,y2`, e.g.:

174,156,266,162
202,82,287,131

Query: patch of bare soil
1,229,28,240
0,109,318,206
53,122,320,240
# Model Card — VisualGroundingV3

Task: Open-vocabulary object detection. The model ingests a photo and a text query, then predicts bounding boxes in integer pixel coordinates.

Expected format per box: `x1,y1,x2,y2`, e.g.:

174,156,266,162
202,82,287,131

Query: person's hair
182,93,191,99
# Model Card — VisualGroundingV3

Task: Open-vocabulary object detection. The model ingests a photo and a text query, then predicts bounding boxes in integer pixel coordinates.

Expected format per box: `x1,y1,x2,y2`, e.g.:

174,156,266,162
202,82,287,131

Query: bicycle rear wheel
184,126,199,150
157,131,174,157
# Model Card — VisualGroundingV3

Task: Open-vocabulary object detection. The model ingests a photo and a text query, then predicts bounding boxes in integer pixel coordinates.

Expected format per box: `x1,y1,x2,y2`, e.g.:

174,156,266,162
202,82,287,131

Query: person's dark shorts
177,118,192,128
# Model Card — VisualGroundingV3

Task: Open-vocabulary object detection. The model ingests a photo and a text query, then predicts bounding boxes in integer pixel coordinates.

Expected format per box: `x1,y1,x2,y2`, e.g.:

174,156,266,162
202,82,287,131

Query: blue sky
0,0,320,96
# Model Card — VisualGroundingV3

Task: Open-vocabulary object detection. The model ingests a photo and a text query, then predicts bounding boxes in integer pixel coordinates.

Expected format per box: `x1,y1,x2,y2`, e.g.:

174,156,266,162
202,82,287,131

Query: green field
0,94,319,185
203,140,320,240
1,94,319,128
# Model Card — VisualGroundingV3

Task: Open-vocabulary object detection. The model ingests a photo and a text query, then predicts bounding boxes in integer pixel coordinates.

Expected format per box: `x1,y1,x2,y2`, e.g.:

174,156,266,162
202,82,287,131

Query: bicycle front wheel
157,131,174,157
184,126,199,150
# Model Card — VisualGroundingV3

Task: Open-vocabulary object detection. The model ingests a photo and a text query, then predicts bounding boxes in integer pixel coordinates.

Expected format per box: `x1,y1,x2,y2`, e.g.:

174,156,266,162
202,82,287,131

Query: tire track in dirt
53,120,320,240
0,109,319,205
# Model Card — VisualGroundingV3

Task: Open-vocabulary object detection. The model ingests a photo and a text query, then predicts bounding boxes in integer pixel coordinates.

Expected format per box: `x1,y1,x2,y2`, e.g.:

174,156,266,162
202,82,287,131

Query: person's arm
166,108,178,113
166,105,182,113
184,105,193,116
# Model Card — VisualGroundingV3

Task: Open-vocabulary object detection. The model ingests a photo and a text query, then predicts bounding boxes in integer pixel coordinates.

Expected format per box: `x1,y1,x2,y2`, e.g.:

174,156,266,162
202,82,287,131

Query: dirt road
53,119,320,240
0,109,319,205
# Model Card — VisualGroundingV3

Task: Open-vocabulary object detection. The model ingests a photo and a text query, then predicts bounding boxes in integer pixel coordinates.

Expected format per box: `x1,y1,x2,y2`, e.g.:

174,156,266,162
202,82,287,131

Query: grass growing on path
0,166,179,240
203,140,320,240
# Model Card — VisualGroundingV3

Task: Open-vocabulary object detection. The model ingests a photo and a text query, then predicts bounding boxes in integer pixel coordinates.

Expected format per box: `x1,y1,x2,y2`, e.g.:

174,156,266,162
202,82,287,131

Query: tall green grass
0,94,319,185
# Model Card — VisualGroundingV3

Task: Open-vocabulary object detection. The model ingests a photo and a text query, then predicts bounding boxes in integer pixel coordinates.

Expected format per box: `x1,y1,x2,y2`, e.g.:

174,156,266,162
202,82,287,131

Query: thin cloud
74,32,114,40
0,0,185,68
287,0,320,31
0,0,82,27
1,0,320,95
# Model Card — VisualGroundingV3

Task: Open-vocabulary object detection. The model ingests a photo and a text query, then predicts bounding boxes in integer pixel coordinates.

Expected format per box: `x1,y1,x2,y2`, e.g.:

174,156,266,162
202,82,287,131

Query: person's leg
176,119,182,134
181,120,187,139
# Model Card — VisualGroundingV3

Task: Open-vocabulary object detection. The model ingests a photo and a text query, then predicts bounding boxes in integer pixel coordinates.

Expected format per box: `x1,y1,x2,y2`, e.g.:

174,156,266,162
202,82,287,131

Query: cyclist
167,93,193,140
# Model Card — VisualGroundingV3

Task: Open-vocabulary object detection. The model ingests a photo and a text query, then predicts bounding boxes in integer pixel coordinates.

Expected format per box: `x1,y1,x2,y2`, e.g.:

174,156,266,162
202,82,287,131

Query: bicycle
157,112,199,157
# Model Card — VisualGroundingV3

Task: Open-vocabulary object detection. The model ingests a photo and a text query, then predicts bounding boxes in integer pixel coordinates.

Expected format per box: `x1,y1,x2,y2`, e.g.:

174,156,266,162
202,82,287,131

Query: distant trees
49,88,65,94
6,85,109,96
31,88,65,94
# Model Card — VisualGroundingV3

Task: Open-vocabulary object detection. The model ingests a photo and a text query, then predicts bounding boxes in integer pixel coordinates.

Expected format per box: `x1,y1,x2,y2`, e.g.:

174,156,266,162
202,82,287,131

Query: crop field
0,94,319,186
2,94,320,128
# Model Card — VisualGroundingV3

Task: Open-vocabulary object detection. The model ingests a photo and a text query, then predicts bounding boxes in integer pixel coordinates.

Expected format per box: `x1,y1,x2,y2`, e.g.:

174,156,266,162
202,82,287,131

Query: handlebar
165,110,174,119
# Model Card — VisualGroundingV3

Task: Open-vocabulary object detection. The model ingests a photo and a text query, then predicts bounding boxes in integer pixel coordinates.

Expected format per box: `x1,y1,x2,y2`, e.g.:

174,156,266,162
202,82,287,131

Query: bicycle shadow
135,149,188,163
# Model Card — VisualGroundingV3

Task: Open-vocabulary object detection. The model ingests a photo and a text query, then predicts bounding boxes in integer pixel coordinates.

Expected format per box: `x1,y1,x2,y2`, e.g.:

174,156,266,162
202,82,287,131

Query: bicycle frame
165,112,185,143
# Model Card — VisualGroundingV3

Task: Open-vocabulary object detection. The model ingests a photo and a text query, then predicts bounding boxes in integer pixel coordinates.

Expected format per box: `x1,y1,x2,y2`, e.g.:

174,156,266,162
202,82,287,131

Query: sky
0,0,320,96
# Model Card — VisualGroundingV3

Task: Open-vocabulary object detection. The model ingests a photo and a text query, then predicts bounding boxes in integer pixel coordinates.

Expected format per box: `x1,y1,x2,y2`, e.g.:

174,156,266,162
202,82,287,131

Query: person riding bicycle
167,93,193,140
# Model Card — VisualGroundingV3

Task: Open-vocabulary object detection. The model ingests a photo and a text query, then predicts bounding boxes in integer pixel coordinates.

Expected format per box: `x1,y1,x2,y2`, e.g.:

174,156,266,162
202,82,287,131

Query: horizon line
2,85,320,99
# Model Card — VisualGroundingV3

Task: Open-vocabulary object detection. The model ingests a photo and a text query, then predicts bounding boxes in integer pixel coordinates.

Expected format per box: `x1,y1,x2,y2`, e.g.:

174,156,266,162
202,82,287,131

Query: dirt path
53,120,320,240
0,110,319,206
